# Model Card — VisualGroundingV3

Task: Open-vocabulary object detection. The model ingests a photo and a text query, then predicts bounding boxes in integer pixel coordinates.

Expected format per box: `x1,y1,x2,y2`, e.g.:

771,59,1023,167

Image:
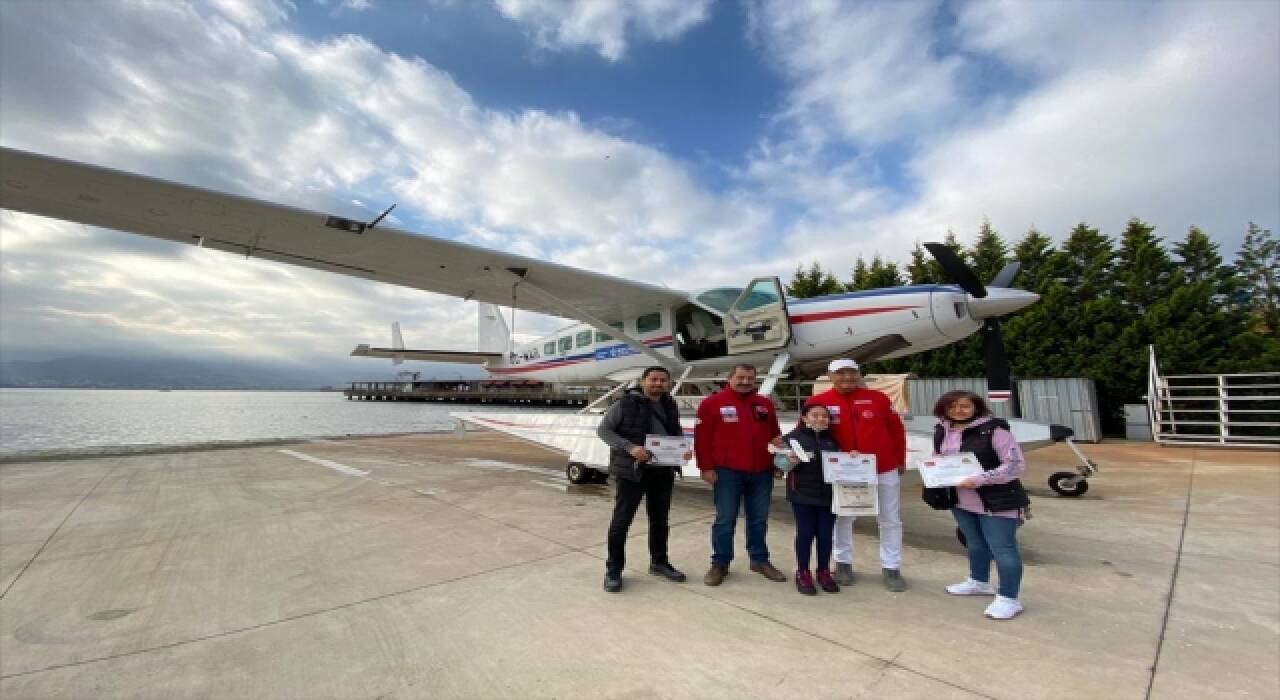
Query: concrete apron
1,434,1276,699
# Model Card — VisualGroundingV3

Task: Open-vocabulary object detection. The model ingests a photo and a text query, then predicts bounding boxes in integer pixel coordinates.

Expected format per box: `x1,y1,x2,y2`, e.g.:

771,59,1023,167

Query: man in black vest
597,366,690,593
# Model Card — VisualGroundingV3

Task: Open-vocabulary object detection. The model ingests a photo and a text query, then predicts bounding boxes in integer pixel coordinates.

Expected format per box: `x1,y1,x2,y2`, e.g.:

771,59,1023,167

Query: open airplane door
724,277,791,355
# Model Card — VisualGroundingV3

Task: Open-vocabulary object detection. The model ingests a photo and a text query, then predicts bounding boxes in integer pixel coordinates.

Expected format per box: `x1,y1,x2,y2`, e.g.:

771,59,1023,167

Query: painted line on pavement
277,449,369,477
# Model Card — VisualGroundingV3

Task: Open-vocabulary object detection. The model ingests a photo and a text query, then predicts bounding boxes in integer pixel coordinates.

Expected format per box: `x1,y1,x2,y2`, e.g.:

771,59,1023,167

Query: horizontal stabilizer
351,345,501,364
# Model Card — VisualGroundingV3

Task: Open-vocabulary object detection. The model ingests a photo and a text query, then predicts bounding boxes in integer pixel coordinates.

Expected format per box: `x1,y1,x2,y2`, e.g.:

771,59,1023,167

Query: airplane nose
967,287,1039,319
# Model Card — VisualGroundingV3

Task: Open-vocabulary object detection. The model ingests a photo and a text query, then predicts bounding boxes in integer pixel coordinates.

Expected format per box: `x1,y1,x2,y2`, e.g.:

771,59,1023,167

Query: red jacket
804,387,906,474
695,387,781,473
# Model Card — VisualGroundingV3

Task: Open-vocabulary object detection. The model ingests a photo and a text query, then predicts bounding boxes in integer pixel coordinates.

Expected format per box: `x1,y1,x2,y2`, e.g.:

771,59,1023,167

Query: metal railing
1147,346,1280,448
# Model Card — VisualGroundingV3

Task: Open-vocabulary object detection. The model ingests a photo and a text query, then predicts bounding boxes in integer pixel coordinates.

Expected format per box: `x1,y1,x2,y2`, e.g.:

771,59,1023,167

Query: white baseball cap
827,358,860,373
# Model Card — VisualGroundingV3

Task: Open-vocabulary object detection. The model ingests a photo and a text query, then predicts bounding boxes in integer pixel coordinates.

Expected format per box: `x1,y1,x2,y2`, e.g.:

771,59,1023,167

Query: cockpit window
694,288,742,313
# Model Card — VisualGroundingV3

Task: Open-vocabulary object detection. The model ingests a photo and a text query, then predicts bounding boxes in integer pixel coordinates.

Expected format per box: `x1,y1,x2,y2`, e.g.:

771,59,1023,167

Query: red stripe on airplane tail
788,305,919,324
988,390,1012,402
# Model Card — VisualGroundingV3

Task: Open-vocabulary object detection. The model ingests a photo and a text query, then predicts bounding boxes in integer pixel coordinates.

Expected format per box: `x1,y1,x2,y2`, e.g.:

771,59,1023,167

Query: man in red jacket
695,364,788,586
805,358,909,591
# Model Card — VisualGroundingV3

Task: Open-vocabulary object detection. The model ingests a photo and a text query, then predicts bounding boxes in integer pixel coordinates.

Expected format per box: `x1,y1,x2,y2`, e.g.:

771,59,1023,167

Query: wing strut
489,267,682,375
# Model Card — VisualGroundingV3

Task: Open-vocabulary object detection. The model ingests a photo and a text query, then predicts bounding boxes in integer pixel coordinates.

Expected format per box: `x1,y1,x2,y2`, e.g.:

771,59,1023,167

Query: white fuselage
486,285,982,381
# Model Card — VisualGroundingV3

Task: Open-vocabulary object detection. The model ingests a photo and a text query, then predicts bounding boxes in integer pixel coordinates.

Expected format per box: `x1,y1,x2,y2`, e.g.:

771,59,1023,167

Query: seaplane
0,147,1097,493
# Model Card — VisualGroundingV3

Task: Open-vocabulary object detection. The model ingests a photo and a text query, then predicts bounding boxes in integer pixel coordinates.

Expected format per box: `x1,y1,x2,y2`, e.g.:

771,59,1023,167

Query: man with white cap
803,358,908,591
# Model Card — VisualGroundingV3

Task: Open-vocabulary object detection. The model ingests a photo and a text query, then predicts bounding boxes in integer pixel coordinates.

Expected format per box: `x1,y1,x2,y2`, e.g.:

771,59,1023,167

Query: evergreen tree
906,244,939,284
851,255,904,290
1011,227,1057,292
1115,218,1174,314
1060,222,1116,300
1236,222,1279,335
969,219,1009,283
786,262,844,299
848,257,870,290
1174,226,1222,285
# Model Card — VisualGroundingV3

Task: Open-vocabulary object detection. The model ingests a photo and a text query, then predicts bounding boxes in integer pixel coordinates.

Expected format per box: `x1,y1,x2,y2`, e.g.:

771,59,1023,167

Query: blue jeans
952,507,1022,598
710,468,773,566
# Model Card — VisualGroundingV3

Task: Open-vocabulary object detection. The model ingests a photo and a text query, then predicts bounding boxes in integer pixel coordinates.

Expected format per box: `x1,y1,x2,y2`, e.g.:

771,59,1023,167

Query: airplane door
724,277,792,355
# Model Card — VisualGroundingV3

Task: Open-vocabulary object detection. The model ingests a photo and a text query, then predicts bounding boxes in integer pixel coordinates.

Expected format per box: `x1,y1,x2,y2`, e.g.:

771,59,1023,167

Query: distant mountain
0,355,357,390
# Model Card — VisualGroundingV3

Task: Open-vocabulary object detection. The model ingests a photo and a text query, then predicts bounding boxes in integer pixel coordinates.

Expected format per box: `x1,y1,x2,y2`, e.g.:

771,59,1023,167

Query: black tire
566,462,592,485
591,470,610,484
1049,471,1089,497
955,527,967,548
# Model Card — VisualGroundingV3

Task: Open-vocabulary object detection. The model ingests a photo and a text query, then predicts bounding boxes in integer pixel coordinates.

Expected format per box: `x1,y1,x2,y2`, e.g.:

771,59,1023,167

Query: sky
1,0,1277,376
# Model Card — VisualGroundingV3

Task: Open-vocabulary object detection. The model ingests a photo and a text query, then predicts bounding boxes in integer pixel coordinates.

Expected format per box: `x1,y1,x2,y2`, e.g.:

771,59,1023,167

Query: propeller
924,242,987,298
924,244,1035,406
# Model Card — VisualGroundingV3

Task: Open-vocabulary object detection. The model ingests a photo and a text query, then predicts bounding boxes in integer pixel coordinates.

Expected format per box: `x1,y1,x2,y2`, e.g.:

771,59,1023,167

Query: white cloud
208,0,294,30
493,0,713,61
749,1,966,146
0,0,760,363
749,0,1280,275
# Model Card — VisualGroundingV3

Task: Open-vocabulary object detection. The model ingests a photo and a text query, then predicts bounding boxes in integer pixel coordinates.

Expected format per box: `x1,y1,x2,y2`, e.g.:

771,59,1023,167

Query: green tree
906,244,939,284
1115,217,1174,314
1011,227,1056,292
786,262,844,299
1236,222,1279,335
849,255,904,290
968,219,1009,283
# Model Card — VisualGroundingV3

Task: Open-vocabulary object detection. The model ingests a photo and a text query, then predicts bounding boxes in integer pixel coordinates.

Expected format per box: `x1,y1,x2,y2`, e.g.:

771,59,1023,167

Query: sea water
0,388,564,458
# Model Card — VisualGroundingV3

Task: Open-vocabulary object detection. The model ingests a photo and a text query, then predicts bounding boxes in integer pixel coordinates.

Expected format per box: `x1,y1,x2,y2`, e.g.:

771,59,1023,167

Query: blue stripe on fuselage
786,284,957,306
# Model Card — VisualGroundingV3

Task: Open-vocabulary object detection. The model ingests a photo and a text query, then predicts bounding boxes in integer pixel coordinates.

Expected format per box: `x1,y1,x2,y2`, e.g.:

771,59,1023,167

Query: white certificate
915,453,984,488
833,480,878,516
822,452,877,484
645,435,692,466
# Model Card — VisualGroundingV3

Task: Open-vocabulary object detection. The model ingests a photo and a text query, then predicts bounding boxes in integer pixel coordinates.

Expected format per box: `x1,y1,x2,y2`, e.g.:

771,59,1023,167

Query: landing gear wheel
566,462,592,485
955,527,967,548
1049,471,1089,497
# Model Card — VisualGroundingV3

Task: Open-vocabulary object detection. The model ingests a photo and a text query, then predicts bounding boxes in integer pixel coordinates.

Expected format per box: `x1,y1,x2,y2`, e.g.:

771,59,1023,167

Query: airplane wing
351,345,500,364
0,148,692,324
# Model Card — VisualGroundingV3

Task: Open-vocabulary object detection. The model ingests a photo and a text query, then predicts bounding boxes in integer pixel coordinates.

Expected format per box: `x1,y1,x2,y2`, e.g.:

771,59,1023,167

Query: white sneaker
946,578,996,596
984,595,1023,619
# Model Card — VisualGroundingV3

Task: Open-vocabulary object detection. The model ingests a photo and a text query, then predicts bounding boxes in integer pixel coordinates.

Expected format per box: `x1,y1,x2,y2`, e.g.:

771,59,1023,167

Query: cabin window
596,322,623,343
558,336,573,353
736,280,781,312
575,330,593,348
637,312,661,333
544,341,556,355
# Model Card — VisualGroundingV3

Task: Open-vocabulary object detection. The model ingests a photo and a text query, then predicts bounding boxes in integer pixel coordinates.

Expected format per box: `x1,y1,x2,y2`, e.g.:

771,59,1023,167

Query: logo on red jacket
826,405,841,423
719,406,739,423
753,404,770,420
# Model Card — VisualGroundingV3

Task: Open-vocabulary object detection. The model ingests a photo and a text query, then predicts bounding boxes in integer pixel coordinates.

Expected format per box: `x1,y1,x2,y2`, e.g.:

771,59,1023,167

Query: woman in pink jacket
932,390,1030,620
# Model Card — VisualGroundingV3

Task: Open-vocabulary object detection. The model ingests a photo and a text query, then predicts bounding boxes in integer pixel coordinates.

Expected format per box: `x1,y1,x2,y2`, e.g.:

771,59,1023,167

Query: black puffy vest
781,426,837,507
932,418,1030,512
608,391,683,481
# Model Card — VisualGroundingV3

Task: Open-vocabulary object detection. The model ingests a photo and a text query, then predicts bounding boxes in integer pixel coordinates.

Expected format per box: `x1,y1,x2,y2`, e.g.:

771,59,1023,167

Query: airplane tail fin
391,322,405,365
477,303,510,353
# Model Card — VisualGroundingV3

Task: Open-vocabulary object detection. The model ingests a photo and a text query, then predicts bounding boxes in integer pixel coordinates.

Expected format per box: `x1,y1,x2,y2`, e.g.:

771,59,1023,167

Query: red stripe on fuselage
788,305,919,324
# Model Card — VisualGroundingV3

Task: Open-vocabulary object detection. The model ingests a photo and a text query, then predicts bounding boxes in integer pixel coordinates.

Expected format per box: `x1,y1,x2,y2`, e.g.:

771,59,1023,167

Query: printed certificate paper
645,435,692,466
915,453,984,488
824,453,878,516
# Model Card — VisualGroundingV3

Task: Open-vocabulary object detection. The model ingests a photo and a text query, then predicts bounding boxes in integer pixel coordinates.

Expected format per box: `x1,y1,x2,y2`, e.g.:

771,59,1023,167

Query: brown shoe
750,561,787,582
703,564,728,586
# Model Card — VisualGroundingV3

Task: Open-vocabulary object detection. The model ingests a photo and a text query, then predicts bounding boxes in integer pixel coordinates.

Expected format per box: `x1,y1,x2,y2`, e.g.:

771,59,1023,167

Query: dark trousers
606,467,675,574
710,468,774,566
791,502,836,572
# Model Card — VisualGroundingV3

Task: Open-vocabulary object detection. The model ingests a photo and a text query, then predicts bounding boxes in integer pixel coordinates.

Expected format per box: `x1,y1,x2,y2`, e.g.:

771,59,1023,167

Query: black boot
603,570,622,593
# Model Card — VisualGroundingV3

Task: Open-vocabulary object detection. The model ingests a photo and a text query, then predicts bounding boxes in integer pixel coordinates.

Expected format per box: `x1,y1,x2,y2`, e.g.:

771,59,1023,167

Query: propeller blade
982,319,1012,402
990,261,1021,288
924,242,987,298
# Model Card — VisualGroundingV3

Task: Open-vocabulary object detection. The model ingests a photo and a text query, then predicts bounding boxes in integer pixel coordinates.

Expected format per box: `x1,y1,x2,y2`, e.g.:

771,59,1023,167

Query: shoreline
0,428,461,464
